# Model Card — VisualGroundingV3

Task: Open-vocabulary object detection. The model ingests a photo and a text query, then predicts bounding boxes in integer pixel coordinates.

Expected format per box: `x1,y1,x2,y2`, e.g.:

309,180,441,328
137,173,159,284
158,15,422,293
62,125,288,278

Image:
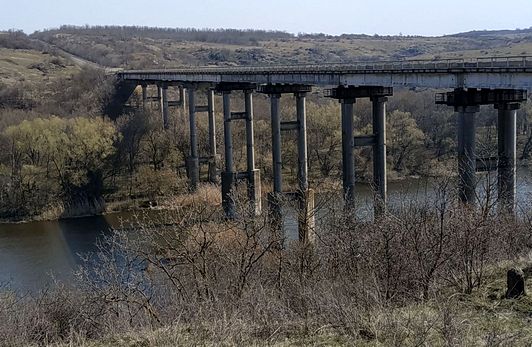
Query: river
1,169,530,292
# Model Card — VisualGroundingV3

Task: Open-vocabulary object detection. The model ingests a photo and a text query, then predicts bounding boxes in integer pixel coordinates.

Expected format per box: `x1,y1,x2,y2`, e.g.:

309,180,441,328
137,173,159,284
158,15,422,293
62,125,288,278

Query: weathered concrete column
372,96,388,215
187,87,199,191
270,94,283,194
341,99,355,205
295,92,314,244
161,84,169,129
141,84,147,109
222,91,236,218
245,90,261,215
456,105,479,205
179,86,187,113
496,102,518,213
296,92,309,192
207,89,219,183
157,85,162,110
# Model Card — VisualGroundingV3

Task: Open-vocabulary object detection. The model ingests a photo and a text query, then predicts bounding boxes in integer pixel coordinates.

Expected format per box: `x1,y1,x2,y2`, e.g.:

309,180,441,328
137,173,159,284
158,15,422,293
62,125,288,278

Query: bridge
114,56,532,242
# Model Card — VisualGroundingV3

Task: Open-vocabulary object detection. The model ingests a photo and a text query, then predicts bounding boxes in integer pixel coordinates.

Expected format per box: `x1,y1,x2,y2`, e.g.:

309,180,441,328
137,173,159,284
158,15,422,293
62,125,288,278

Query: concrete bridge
114,56,532,241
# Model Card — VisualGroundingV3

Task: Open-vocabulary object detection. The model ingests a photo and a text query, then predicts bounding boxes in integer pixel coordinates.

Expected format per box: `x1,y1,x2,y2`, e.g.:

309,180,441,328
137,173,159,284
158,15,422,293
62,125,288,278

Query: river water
0,169,530,291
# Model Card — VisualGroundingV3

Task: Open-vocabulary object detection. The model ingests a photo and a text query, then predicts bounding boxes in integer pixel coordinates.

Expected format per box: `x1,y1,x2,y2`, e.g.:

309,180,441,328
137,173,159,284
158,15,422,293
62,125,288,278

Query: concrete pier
436,88,526,207
270,94,282,194
496,102,518,213
207,89,219,183
326,86,392,216
372,96,388,215
141,84,147,109
221,91,236,217
179,86,186,113
161,84,169,129
187,87,199,190
456,105,478,204
257,84,315,243
295,91,314,243
341,99,355,205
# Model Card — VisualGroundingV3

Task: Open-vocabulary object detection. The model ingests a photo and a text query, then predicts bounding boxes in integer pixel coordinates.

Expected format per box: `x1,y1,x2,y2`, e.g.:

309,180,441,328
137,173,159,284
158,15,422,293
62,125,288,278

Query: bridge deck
118,56,532,90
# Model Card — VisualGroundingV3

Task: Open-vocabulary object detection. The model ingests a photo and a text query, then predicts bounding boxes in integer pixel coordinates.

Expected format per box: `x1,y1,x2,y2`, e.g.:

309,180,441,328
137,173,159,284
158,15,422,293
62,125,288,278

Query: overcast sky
1,0,531,36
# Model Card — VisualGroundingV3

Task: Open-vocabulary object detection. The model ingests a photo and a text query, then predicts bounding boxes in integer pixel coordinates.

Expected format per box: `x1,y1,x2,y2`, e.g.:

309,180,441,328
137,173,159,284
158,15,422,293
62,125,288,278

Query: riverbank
1,162,530,225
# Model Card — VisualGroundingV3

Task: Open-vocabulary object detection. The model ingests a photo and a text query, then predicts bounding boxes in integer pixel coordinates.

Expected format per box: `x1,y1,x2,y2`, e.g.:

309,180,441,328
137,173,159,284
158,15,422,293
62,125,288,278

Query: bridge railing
120,56,532,75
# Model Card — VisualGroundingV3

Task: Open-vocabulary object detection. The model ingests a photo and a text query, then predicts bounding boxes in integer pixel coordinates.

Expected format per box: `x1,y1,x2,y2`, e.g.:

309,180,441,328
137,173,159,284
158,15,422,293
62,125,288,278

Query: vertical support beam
187,87,199,191
141,84,147,109
340,99,355,206
271,94,283,194
372,96,388,216
295,92,314,243
161,84,169,130
157,85,162,110
245,90,256,172
296,93,309,192
207,89,219,183
244,90,261,215
496,103,518,213
179,86,186,113
269,93,283,240
456,105,479,205
222,91,235,218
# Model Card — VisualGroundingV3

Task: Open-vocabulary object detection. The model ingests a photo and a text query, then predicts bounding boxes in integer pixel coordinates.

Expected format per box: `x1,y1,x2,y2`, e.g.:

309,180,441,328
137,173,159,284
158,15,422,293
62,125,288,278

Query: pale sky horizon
1,0,531,36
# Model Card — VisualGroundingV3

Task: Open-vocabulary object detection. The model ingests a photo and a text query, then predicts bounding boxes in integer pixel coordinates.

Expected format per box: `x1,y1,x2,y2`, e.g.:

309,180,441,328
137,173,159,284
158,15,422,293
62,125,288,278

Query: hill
29,25,532,69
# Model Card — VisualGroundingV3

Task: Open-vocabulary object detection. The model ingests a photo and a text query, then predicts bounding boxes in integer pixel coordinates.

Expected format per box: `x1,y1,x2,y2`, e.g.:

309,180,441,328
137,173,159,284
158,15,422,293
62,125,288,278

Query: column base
186,157,200,191
267,192,284,248
221,171,236,219
247,169,262,216
208,154,221,184
298,189,315,245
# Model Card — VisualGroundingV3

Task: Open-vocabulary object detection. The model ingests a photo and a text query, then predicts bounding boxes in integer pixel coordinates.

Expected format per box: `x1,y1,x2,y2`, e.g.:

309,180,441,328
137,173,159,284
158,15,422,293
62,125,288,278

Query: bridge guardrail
120,56,532,75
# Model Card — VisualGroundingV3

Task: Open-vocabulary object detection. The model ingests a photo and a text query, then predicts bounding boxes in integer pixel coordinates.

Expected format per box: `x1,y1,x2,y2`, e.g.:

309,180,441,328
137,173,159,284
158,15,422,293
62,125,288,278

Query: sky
1,0,531,36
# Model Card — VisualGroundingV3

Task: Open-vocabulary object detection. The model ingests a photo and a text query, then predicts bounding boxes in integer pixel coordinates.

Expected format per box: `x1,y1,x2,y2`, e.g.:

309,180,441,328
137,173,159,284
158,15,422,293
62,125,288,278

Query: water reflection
0,168,530,291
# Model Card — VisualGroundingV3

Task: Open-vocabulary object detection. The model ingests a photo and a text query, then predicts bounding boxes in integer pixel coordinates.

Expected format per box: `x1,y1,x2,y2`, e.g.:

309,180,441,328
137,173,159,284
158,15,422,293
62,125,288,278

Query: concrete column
497,103,518,213
141,84,147,109
222,92,235,217
207,89,219,183
207,89,217,157
161,85,169,129
157,86,162,110
245,90,255,172
270,94,283,194
456,105,479,205
341,99,355,206
295,92,314,243
296,92,308,192
187,87,199,190
269,94,283,238
179,86,186,113
244,90,261,215
372,96,388,216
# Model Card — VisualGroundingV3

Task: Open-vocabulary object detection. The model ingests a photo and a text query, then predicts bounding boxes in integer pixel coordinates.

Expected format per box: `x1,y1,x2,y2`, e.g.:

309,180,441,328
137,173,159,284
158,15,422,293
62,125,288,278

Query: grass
0,47,80,87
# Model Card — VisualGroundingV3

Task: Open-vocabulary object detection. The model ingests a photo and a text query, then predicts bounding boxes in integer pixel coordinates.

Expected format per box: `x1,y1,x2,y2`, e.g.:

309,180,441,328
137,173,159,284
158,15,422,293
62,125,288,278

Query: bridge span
114,56,532,242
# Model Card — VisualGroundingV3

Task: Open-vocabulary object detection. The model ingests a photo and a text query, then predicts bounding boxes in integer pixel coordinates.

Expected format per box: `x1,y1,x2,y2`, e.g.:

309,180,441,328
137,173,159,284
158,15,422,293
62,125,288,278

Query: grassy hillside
30,26,532,69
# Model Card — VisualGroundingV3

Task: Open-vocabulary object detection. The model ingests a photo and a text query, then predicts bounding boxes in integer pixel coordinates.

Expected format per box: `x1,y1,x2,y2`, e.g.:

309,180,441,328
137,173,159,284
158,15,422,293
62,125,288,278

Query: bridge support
179,86,187,114
340,99,355,205
436,88,527,208
218,83,261,218
259,84,315,244
496,102,519,213
161,84,169,130
187,87,199,191
141,84,147,109
456,105,478,204
326,86,392,217
372,96,388,215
